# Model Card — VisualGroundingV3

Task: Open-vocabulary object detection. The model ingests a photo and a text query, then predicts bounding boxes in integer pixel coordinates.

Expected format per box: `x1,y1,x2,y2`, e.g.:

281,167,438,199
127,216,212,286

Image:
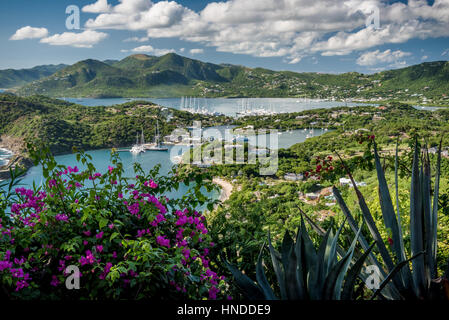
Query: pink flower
96,231,104,239
50,275,60,287
55,213,69,222
144,180,158,189
156,236,170,248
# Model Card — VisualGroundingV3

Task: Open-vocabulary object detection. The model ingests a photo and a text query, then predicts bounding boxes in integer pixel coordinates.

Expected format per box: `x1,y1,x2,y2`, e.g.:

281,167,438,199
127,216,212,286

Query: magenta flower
50,275,60,287
96,231,104,239
156,235,170,248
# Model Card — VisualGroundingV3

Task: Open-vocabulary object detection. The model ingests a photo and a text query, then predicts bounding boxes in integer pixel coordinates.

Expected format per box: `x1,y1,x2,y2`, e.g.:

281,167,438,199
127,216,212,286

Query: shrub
0,145,228,299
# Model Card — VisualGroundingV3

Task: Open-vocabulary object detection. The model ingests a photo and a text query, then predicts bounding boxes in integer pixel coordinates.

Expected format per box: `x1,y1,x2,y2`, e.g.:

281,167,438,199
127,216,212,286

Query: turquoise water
11,127,325,190
0,148,12,166
14,146,220,204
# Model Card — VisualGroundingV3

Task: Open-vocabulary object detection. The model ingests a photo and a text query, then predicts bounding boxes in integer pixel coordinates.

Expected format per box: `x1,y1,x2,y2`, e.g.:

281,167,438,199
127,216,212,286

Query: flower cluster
0,149,227,300
304,155,335,180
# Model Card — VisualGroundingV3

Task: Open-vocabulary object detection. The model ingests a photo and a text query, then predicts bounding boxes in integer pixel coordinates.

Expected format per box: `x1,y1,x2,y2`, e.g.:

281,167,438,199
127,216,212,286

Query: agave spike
410,138,426,297
267,231,287,299
255,244,277,300
394,138,413,289
429,139,442,279
342,243,376,300
373,141,407,268
335,151,398,280
225,261,265,300
371,252,424,300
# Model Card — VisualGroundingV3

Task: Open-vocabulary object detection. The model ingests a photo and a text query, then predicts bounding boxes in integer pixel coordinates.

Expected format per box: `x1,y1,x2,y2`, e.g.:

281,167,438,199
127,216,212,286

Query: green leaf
341,243,376,300
410,139,425,297
268,231,287,300
226,261,265,300
99,217,108,230
374,141,407,270
110,232,120,241
255,245,278,300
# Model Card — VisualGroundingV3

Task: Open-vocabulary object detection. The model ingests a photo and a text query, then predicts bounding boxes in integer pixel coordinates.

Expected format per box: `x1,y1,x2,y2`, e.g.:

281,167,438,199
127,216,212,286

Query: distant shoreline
212,177,233,202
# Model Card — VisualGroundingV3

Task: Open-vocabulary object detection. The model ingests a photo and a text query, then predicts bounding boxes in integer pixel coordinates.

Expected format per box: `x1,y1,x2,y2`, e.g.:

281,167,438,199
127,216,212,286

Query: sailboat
130,131,145,154
146,120,168,151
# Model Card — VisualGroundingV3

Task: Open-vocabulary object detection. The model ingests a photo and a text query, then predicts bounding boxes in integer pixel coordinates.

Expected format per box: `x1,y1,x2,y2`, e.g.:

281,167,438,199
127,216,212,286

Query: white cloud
10,26,48,40
130,45,176,56
81,0,449,62
356,49,411,67
421,55,428,60
39,30,108,48
189,48,204,55
442,49,449,56
82,0,112,13
123,36,149,42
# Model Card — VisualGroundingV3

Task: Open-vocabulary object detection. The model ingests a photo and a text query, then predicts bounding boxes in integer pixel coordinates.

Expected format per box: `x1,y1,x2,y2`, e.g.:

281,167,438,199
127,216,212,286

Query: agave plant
333,138,449,300
226,218,375,300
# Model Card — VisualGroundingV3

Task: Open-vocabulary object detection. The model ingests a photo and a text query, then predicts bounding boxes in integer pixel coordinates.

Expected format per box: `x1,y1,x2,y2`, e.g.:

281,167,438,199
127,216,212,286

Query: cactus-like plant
226,219,375,300
333,138,449,300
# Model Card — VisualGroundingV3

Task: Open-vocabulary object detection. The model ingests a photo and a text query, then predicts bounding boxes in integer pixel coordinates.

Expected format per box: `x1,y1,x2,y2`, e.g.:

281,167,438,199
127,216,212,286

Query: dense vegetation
2,91,449,300
0,146,228,299
0,93,232,155
0,64,67,89
12,53,449,105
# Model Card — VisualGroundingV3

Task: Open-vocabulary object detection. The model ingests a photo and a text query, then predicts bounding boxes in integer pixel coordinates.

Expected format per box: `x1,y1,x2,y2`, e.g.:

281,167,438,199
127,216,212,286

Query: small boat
130,130,146,154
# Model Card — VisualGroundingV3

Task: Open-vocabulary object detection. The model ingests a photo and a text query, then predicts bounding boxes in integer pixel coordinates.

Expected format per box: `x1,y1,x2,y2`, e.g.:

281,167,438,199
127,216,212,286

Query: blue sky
1,0,448,73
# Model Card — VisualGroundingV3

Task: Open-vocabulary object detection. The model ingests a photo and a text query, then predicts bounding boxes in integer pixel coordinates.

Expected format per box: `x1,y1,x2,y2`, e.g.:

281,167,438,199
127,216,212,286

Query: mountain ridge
11,53,449,104
0,64,68,89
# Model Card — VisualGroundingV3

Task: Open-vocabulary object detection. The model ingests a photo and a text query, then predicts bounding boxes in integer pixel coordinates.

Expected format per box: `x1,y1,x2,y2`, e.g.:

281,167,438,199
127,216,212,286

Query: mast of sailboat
141,128,145,145
155,119,160,146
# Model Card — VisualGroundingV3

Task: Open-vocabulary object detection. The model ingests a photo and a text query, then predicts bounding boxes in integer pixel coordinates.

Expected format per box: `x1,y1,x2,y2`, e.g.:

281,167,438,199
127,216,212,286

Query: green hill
13,54,449,104
0,64,67,88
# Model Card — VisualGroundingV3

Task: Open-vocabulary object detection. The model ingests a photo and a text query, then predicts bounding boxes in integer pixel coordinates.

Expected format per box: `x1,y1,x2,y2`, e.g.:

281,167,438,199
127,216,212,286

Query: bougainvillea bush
0,145,228,300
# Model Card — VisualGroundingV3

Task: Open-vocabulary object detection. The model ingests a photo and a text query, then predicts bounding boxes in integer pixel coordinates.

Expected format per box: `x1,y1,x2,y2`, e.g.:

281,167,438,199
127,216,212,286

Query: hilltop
0,64,67,88
11,53,449,105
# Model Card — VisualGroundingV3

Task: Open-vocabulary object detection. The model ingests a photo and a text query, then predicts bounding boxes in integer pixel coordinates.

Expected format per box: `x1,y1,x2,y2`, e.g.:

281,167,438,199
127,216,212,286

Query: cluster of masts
236,99,277,117
180,97,223,116
130,119,168,154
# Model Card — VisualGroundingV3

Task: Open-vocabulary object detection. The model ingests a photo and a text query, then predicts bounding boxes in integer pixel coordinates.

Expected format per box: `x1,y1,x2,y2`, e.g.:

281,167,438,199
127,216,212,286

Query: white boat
130,131,145,154
130,145,145,154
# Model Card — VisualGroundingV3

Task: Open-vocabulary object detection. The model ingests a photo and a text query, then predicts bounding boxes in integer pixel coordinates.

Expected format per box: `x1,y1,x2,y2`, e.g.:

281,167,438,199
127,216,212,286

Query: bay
11,127,325,192
63,97,377,116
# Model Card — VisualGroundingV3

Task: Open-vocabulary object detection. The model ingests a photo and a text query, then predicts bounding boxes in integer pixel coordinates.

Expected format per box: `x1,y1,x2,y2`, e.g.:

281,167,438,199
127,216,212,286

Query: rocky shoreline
0,135,33,180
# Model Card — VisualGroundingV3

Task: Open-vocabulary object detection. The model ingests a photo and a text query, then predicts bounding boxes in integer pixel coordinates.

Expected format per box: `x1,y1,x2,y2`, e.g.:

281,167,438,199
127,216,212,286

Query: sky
1,0,448,74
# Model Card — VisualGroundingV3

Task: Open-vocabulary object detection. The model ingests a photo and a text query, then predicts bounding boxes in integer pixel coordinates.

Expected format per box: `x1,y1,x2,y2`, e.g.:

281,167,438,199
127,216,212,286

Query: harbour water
11,126,326,191
63,97,377,116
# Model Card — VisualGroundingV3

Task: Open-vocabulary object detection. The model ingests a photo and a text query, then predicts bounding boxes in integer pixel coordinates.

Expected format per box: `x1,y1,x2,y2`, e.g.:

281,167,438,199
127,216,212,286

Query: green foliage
0,94,232,155
227,219,374,300
333,139,449,299
0,145,227,299
12,53,449,105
